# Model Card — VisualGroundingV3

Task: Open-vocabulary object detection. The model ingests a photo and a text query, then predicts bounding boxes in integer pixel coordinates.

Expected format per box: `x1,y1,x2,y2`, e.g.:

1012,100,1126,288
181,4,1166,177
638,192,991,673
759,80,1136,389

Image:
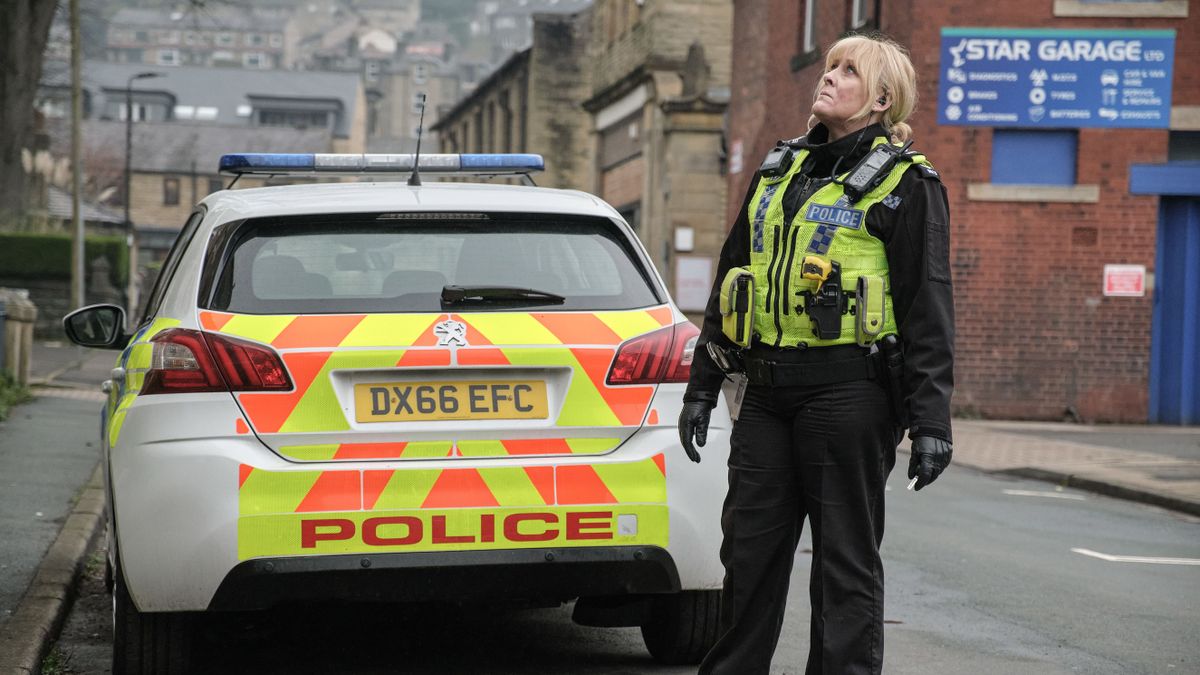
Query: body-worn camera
758,145,796,178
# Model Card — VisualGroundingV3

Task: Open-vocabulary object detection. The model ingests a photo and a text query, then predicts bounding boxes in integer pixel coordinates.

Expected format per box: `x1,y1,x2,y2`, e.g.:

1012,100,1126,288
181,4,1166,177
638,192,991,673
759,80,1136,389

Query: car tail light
141,328,291,395
607,322,700,385
204,331,292,391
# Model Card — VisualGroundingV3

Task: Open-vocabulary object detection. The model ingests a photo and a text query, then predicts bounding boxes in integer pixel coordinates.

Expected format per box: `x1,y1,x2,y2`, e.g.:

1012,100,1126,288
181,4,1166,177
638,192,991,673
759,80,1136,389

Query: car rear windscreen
207,213,662,313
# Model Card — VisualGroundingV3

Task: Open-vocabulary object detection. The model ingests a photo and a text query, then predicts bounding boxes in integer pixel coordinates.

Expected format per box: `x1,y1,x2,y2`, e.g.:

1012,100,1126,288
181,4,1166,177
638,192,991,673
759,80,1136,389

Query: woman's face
811,57,872,126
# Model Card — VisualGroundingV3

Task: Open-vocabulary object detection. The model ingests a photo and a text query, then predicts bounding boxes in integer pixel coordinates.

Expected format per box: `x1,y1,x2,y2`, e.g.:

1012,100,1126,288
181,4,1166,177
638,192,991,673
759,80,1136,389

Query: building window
1054,0,1185,18
1168,131,1200,162
244,52,267,68
216,33,234,47
412,91,426,114
157,49,178,66
114,102,150,122
365,60,380,82
159,30,180,45
246,33,264,47
618,204,640,232
802,1,817,54
163,177,180,206
208,178,224,194
851,0,873,28
991,129,1078,185
259,110,329,129
268,33,283,48
413,63,428,84
38,98,68,119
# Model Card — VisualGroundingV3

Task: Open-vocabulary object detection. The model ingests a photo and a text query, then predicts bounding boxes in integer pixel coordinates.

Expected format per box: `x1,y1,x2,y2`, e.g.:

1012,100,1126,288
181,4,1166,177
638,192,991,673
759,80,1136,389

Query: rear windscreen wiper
441,285,565,305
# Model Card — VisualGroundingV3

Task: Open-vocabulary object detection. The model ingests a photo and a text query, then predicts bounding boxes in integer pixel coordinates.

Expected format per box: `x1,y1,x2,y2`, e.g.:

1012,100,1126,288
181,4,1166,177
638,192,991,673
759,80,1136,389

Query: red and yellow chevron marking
237,454,668,559
197,307,674,349
196,308,676,437
277,438,622,462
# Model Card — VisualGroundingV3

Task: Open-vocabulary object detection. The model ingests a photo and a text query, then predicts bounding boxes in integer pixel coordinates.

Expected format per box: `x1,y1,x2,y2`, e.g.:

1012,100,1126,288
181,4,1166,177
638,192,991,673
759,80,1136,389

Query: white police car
64,153,731,673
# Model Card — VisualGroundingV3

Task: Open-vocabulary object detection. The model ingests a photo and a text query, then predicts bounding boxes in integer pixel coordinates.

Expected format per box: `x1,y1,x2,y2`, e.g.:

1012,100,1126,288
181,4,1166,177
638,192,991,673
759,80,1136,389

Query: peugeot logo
434,319,468,347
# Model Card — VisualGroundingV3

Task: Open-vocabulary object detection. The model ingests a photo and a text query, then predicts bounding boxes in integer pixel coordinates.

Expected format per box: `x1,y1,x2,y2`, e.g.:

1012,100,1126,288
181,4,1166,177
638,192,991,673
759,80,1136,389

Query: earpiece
877,96,887,106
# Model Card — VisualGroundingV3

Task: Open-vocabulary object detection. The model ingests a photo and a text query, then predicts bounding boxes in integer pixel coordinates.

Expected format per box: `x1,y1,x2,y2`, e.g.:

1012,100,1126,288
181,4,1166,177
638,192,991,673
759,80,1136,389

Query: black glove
908,436,952,491
678,400,714,464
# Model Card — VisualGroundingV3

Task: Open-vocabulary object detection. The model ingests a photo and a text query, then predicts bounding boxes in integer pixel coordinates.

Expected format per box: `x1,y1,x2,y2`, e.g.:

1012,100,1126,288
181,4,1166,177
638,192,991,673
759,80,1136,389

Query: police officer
679,35,954,675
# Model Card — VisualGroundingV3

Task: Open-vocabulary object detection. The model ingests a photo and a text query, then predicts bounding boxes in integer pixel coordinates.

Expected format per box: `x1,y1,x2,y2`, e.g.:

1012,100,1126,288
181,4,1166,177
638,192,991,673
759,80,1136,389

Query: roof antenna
408,93,427,187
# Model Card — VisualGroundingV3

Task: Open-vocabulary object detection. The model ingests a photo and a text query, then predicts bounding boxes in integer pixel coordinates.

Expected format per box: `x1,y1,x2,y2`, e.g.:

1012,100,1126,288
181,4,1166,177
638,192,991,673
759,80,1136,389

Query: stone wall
2,257,128,338
528,11,595,190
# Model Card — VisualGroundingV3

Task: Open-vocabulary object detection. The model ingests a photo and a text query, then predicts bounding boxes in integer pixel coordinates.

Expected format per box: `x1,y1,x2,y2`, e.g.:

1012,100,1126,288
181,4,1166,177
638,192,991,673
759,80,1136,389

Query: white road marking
1071,548,1200,566
1002,489,1086,500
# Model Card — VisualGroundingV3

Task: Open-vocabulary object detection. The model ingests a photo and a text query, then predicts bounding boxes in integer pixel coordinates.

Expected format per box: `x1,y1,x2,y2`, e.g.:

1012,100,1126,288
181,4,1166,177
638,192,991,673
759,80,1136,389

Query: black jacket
684,123,954,442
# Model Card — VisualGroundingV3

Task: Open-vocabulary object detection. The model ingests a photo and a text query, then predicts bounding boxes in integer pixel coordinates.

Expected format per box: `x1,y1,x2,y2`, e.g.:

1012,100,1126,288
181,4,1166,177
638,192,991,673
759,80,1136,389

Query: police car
63,153,730,673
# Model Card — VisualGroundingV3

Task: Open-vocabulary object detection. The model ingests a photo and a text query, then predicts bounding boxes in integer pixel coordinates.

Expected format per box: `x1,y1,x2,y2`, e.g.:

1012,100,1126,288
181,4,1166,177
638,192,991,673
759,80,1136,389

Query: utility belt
744,344,878,387
707,336,910,426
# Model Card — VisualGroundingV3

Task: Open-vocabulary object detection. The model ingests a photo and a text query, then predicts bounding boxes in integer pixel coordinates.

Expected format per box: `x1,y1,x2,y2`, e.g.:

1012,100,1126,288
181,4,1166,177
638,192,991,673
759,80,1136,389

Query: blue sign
938,28,1175,128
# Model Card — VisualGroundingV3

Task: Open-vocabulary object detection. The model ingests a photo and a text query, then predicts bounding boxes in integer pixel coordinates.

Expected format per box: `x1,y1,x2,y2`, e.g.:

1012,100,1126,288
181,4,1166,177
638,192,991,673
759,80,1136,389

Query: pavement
0,342,109,674
0,339,1197,672
943,420,1200,517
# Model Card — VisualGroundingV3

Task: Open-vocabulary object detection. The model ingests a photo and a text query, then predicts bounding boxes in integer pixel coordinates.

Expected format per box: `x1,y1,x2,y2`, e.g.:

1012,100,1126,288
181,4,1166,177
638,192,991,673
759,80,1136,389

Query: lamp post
123,71,162,326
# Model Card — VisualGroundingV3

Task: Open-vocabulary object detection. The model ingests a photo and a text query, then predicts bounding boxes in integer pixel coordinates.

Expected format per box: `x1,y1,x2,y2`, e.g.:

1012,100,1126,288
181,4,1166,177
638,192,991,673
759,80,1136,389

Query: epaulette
899,148,940,180
780,135,807,148
913,164,940,180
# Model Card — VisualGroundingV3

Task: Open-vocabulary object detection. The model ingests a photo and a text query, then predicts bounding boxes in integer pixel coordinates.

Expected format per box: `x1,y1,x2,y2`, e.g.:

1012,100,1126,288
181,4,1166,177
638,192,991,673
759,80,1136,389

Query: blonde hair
807,34,918,144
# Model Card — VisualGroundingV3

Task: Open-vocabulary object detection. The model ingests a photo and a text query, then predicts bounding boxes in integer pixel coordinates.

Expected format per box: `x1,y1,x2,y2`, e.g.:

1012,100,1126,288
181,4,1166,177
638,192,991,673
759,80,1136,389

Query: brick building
727,0,1197,423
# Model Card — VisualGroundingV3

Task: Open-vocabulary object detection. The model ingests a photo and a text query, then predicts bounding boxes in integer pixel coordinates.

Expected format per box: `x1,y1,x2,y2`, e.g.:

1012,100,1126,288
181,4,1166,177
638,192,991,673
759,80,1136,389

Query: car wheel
640,590,722,665
112,564,194,674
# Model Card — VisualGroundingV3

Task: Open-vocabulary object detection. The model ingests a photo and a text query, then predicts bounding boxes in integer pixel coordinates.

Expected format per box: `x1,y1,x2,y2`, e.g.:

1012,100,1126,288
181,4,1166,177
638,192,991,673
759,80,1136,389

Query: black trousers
699,377,900,675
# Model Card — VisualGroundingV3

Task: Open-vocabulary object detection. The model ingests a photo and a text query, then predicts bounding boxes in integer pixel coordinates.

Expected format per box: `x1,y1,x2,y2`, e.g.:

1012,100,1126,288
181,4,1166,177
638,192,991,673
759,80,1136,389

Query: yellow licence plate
354,380,548,423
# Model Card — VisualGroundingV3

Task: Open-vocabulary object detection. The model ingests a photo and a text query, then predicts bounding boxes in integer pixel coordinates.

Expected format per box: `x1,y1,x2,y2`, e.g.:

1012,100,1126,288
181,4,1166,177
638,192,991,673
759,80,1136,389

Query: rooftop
77,60,361,138
109,7,286,32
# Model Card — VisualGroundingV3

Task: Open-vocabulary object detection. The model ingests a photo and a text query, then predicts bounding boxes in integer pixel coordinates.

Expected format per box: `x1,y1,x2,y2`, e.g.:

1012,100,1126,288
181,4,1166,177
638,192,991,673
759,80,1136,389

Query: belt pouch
855,275,886,346
720,266,755,347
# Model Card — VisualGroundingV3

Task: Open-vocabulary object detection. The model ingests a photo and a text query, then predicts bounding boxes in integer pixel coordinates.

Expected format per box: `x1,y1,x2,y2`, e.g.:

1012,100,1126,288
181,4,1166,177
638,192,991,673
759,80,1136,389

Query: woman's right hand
678,400,714,463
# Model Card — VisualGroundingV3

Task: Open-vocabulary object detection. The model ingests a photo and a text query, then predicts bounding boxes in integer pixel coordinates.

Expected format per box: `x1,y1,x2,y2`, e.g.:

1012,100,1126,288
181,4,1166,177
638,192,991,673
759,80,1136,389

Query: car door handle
110,367,126,383
101,380,113,394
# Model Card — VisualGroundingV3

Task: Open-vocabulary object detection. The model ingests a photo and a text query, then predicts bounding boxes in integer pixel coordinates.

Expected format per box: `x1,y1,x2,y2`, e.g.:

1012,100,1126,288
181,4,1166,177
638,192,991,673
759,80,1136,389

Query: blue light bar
218,153,545,177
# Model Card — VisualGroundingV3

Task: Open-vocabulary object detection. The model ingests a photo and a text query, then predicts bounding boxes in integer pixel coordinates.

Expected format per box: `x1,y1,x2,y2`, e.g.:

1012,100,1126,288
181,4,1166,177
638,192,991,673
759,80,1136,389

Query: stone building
434,1,733,319
105,7,287,70
42,61,364,266
73,121,335,238
432,11,595,191
368,52,463,152
726,0,1198,423
582,0,733,320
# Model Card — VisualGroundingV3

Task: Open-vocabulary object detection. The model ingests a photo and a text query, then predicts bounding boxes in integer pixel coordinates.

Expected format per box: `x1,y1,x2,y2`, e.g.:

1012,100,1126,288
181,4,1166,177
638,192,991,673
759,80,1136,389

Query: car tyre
112,564,194,674
640,590,722,665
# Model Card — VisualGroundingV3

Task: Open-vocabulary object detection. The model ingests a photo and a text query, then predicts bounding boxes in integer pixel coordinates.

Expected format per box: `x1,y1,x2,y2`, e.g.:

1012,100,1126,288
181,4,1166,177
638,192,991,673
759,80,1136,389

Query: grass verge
0,370,34,421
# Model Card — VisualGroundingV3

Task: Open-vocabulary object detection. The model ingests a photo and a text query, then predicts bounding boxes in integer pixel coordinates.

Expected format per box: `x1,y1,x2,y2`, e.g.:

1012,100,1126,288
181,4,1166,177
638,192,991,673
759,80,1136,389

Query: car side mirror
63,304,130,350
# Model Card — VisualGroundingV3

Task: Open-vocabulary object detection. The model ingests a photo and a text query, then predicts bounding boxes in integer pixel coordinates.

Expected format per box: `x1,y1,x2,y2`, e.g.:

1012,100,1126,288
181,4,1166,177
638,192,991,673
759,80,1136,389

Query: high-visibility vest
746,136,932,347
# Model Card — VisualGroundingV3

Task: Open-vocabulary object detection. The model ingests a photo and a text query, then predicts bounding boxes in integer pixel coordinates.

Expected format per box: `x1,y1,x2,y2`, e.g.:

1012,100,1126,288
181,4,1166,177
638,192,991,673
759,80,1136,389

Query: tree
0,0,59,218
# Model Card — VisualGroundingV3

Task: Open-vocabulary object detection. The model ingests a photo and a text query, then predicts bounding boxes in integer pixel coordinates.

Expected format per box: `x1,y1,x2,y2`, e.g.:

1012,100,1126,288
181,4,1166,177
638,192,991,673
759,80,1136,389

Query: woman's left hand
908,436,952,490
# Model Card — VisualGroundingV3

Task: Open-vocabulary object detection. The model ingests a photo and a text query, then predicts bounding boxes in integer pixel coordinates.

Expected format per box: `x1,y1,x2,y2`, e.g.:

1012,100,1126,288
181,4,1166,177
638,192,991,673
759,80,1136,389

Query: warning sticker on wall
1103,264,1146,297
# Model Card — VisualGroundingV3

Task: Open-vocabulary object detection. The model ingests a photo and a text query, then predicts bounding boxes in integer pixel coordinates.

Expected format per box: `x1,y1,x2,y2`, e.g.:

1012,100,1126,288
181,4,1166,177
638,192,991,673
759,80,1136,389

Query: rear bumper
111,388,731,612
209,546,679,610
